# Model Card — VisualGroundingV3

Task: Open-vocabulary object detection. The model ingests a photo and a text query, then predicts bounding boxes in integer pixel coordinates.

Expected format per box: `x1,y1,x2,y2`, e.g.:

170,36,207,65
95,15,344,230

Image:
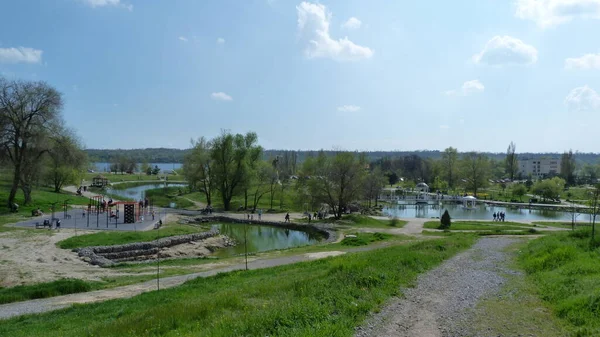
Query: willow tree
301,151,366,219
210,131,262,211
460,152,490,197
0,77,63,206
183,137,214,206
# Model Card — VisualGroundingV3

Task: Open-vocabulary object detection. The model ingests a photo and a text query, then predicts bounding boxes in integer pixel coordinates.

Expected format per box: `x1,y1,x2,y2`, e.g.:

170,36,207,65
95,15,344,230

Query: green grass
0,236,475,337
519,230,600,336
0,279,102,305
423,220,532,231
57,224,212,249
340,232,393,246
301,214,407,229
144,187,195,209
470,241,567,336
533,221,591,229
421,229,540,237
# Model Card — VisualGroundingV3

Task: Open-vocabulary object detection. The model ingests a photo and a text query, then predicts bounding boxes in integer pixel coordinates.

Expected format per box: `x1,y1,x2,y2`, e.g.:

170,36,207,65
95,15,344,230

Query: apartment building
518,158,561,179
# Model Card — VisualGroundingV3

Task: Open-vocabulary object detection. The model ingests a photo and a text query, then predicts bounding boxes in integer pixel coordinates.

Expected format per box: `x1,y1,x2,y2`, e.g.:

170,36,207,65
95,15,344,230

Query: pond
105,183,187,201
383,203,587,222
210,223,324,257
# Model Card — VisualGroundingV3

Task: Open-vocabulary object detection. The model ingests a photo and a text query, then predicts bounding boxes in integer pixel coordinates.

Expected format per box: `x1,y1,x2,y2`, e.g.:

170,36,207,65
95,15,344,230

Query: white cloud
0,47,43,64
178,36,188,42
296,2,373,61
82,0,133,11
565,53,600,69
216,38,225,45
565,85,600,111
472,36,537,66
515,0,600,27
211,92,233,101
341,17,362,30
337,105,361,112
445,80,485,96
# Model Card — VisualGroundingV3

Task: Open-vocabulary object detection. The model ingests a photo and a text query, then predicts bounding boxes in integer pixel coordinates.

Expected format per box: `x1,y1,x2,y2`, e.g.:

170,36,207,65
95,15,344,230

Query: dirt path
355,237,523,337
0,230,125,287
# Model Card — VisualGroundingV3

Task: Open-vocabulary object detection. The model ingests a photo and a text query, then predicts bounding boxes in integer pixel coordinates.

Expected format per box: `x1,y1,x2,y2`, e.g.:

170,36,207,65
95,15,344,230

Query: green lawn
423,220,532,231
57,223,212,249
0,236,475,337
519,230,600,336
532,221,591,229
299,214,407,229
421,229,539,236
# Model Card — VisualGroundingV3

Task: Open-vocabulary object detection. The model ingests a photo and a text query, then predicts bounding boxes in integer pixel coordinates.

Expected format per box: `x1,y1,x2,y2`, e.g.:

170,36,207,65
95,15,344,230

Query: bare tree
505,141,518,181
0,77,63,206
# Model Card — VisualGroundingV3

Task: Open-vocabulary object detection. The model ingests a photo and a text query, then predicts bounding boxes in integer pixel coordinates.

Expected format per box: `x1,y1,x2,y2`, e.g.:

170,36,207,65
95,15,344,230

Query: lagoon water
383,203,585,222
93,162,182,173
211,223,322,257
105,183,186,201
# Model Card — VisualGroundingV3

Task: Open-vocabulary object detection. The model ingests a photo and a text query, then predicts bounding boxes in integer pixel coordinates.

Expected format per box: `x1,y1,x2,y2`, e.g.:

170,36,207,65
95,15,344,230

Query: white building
518,158,561,179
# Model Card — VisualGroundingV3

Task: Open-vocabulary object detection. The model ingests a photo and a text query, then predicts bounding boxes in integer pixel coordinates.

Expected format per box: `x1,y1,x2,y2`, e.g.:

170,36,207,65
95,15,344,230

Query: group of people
493,212,506,222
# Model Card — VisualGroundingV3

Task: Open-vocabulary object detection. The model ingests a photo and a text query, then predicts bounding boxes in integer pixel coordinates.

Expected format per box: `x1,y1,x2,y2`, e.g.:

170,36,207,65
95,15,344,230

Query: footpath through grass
0,236,475,337
0,279,102,305
57,224,211,249
519,230,600,336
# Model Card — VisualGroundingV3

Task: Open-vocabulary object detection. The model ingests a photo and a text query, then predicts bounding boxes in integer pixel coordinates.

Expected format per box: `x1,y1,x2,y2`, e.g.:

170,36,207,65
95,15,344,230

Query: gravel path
355,237,521,337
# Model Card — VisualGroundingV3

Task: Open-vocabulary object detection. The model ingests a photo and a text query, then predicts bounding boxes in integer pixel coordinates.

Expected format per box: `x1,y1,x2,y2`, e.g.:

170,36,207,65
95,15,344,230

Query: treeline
86,148,600,165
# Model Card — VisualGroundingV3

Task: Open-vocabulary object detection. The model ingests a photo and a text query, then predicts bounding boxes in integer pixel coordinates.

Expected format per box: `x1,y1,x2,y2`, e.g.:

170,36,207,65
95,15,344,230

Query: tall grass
519,230,600,336
0,236,475,337
0,279,100,304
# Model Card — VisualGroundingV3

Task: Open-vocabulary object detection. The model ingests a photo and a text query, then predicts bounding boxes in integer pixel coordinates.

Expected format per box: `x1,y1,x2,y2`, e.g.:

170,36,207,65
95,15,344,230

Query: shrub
439,210,451,229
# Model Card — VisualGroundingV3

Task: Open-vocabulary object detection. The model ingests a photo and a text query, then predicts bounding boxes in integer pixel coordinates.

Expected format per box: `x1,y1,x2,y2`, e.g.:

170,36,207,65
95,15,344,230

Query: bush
390,217,399,227
439,210,451,229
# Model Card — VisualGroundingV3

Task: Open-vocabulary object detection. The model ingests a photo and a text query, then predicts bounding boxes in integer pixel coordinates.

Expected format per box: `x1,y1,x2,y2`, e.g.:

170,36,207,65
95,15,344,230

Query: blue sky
2,0,600,152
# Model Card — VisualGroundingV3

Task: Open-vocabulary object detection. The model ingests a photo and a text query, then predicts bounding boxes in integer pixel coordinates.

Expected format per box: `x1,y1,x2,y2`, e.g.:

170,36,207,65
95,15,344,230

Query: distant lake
93,162,182,173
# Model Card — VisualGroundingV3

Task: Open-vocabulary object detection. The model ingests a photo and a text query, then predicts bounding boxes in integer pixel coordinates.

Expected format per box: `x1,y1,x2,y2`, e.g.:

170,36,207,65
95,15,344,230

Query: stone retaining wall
77,229,223,267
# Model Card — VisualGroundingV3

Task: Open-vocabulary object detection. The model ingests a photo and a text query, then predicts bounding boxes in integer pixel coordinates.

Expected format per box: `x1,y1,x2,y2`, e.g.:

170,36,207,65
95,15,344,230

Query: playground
13,196,162,231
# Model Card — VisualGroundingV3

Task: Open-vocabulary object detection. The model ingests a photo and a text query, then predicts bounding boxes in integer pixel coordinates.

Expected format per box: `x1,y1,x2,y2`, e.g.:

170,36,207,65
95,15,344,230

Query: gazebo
92,175,109,188
415,182,429,193
462,195,477,209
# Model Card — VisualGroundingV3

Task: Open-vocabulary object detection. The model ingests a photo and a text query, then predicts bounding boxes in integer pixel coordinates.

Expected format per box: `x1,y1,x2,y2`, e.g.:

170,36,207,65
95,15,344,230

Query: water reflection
211,223,322,257
105,183,186,200
384,203,583,221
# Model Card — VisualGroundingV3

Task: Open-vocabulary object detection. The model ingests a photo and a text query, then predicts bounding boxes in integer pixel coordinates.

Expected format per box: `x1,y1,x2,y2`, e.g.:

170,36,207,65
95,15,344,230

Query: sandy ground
0,229,123,287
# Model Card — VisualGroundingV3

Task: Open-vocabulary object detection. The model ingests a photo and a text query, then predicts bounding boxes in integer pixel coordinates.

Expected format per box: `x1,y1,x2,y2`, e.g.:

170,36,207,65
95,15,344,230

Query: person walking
258,209,262,220
493,212,497,221
285,213,290,223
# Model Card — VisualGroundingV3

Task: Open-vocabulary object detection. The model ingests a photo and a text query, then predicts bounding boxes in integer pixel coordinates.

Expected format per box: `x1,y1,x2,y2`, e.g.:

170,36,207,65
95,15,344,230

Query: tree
387,171,399,187
505,141,518,181
560,150,576,186
250,161,273,211
210,131,261,211
0,77,63,206
440,210,451,229
442,147,458,188
183,137,214,206
531,177,565,202
140,161,150,176
364,167,386,207
301,151,366,219
460,152,490,197
45,130,87,192
511,184,527,201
